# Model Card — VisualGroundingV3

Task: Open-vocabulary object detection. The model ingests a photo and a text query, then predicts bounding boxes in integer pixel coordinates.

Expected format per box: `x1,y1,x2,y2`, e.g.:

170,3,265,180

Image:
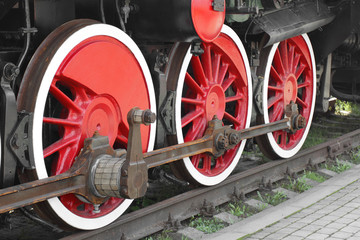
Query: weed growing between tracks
256,191,287,206
350,147,360,164
282,176,312,193
303,170,326,183
228,201,254,218
324,159,352,173
188,215,226,233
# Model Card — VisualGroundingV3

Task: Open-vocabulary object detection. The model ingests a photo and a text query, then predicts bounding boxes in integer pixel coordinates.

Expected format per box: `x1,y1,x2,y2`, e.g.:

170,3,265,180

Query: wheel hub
284,74,297,105
82,96,120,145
205,85,225,121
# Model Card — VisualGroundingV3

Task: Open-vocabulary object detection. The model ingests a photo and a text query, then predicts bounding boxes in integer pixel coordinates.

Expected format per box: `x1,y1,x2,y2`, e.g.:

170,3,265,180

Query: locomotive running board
0,102,305,214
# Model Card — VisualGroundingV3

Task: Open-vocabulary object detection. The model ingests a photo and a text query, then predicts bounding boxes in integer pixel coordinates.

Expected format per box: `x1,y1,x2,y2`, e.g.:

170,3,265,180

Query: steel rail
61,128,360,240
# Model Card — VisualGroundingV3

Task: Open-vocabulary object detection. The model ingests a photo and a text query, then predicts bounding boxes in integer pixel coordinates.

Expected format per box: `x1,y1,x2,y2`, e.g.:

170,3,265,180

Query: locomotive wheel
17,20,156,230
256,34,316,159
169,25,252,186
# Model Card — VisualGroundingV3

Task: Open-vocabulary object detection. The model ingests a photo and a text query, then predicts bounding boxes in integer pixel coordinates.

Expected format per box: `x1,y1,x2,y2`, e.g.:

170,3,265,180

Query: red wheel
17,20,156,230
170,25,252,186
256,34,316,159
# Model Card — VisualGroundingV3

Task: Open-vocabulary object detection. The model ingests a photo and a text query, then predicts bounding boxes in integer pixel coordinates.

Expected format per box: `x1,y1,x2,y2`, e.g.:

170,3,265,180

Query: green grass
189,216,225,233
303,170,326,183
302,127,329,149
282,176,312,193
325,159,351,173
256,191,287,206
351,148,360,164
335,100,360,116
228,202,251,217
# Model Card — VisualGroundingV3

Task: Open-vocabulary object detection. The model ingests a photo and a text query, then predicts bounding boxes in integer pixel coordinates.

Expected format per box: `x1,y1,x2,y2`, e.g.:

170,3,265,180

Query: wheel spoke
185,73,206,96
268,85,283,92
215,156,225,168
226,93,244,103
191,56,209,88
182,97,203,105
50,82,83,113
280,40,289,73
298,82,310,88
43,117,81,127
268,95,283,109
184,119,206,141
217,63,229,85
181,109,204,128
212,53,221,83
76,87,91,103
292,53,301,73
270,104,284,122
191,155,201,169
202,154,211,173
222,76,235,91
274,131,280,142
280,131,287,147
288,45,295,73
43,137,78,158
273,49,285,76
296,96,308,108
202,45,213,83
295,64,306,80
270,66,283,83
224,112,241,126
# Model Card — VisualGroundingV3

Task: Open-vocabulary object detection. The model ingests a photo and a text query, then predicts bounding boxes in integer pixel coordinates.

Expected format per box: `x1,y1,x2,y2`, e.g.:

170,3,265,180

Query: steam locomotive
0,0,359,231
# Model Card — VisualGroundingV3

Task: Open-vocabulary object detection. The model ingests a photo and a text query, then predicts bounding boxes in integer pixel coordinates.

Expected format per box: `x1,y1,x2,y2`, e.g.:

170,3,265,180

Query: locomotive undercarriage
0,0,358,231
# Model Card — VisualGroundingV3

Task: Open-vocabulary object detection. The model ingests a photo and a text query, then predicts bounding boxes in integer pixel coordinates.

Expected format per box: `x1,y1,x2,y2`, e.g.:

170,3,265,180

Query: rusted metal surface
120,108,153,199
61,128,360,240
0,173,83,214
0,134,120,214
0,103,302,213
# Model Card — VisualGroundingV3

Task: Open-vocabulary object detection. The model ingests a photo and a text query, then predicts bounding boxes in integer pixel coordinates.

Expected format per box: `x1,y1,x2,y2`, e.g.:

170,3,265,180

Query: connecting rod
0,102,305,213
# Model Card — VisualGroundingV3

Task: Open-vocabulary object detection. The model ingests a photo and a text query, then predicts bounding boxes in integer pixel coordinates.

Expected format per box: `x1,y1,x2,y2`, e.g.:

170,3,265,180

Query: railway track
61,128,360,240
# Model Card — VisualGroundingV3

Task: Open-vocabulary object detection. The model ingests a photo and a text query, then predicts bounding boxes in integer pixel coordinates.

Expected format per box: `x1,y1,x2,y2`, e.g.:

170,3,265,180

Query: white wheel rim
262,34,316,158
175,25,252,186
31,23,156,230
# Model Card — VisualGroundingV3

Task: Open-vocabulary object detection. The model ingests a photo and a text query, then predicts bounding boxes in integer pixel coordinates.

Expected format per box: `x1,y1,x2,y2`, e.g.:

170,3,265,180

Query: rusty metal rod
145,118,290,168
145,137,214,168
0,113,293,212
239,118,289,140
0,173,84,214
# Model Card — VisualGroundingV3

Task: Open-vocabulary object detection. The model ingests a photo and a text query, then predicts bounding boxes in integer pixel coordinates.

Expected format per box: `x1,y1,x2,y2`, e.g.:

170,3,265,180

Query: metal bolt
11,134,20,149
229,133,240,145
295,115,306,129
216,134,228,150
121,187,128,197
121,169,128,176
93,204,100,214
142,110,156,125
3,63,19,81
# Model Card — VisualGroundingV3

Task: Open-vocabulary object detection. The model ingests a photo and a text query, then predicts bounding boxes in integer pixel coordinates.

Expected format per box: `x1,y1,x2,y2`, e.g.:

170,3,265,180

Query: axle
0,102,305,214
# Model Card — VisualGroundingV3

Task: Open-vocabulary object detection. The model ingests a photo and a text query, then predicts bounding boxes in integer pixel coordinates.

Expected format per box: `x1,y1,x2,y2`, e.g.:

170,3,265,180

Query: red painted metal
43,35,151,218
181,33,249,176
191,0,225,42
268,36,314,150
